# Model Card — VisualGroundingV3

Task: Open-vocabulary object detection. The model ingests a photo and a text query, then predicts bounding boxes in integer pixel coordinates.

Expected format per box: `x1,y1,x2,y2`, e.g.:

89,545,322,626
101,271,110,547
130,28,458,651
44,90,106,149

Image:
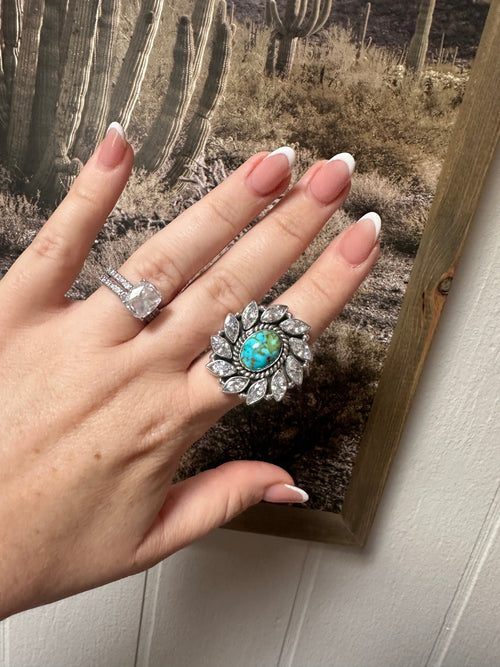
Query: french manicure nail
264,146,296,169
97,121,127,169
263,483,309,504
339,212,381,265
309,152,354,205
247,146,295,196
328,152,356,177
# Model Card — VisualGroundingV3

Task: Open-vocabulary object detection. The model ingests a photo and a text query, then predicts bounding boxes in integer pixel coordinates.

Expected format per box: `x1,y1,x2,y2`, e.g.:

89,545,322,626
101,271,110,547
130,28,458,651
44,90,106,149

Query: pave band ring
99,267,162,322
206,301,312,405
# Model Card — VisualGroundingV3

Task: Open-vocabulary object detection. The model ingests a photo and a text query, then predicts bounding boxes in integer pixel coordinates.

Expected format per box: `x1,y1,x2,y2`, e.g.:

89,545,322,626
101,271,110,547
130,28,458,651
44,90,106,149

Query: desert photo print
0,0,490,513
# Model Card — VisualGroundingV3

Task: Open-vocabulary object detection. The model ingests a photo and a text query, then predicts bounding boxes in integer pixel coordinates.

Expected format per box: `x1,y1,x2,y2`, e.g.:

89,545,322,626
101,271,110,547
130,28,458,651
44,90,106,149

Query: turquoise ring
206,301,312,405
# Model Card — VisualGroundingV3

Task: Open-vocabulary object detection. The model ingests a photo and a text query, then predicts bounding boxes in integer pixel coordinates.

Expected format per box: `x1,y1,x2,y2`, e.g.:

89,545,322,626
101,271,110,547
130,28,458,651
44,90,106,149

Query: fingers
161,154,354,361
4,124,134,312
185,212,380,417
133,460,307,569
85,147,295,341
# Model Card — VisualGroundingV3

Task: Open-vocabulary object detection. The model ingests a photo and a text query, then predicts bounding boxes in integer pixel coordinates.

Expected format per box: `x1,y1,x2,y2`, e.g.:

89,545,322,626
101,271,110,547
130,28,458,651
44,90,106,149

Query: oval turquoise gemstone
240,330,282,371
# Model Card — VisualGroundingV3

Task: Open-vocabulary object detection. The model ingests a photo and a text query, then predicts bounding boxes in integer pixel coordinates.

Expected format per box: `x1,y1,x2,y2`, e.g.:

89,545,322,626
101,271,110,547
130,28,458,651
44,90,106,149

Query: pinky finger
276,212,381,342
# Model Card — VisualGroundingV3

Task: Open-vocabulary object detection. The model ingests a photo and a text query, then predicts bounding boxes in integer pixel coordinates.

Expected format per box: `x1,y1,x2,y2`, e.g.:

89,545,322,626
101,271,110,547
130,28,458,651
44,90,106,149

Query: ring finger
186,212,381,421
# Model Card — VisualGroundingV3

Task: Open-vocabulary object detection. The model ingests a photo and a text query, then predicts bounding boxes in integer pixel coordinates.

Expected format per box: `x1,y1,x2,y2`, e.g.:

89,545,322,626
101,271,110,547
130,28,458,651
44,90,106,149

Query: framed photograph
0,1,498,546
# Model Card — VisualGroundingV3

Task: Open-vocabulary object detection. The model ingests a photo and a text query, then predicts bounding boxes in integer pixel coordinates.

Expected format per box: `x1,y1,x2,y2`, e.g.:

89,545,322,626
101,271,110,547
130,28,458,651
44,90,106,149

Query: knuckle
135,246,185,298
306,269,334,302
271,210,305,247
69,179,102,217
203,266,251,315
30,228,71,264
202,196,240,238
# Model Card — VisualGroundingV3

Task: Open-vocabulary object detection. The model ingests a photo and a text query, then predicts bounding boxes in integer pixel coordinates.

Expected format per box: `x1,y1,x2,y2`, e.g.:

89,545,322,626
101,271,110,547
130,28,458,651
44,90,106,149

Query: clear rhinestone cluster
207,301,312,405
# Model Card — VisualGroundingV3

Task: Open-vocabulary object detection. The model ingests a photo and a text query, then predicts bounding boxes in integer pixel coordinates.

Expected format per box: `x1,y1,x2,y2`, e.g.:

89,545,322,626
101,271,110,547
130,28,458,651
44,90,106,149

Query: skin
0,130,379,619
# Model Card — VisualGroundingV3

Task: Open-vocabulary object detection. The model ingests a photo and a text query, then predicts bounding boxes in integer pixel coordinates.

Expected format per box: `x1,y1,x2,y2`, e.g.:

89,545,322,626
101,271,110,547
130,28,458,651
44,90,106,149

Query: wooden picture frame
224,2,500,546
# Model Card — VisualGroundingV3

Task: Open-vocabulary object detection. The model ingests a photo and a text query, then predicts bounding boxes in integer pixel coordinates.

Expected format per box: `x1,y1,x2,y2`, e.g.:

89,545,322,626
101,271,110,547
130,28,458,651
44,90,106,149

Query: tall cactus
406,0,436,73
164,2,232,186
136,0,232,180
265,0,333,78
0,0,232,207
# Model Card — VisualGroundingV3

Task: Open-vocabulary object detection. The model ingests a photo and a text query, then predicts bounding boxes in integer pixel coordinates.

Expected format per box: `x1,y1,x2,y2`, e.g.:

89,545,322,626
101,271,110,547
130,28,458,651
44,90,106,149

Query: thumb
135,460,309,568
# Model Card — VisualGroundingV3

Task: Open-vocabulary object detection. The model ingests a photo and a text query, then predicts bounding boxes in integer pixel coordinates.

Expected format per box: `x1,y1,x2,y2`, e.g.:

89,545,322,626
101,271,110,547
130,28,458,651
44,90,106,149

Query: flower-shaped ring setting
207,301,312,405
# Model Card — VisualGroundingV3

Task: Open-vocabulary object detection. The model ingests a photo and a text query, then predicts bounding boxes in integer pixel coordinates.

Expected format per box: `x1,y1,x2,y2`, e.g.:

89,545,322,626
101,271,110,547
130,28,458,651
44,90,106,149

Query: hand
0,127,379,618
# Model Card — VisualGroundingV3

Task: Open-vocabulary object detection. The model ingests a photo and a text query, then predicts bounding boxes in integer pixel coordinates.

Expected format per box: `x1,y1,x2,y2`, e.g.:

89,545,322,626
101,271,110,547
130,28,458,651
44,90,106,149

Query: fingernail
263,483,309,504
247,146,295,196
97,122,127,169
309,152,355,204
339,212,381,265
328,152,356,176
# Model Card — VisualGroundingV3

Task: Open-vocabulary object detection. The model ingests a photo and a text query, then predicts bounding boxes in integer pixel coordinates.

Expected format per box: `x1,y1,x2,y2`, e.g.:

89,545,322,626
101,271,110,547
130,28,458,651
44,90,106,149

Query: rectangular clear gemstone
124,281,161,319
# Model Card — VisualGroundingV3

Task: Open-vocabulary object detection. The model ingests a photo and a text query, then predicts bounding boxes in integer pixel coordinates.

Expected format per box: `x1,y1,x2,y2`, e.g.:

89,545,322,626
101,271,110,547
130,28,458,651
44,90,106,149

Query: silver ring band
99,267,162,322
206,301,312,405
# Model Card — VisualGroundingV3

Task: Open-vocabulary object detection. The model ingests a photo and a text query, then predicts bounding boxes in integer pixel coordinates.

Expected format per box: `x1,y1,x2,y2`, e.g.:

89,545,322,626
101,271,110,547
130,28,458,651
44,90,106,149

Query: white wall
1,145,499,667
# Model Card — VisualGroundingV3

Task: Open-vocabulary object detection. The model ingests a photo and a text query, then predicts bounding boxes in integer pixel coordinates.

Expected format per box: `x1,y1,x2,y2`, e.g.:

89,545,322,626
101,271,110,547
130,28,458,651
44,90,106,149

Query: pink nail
339,212,381,265
263,483,309,504
247,146,295,196
308,152,354,205
97,122,127,169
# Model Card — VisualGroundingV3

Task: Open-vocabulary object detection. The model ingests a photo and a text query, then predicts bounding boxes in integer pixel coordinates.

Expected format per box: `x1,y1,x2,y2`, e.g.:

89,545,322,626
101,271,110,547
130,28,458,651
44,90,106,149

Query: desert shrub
214,20,463,186
0,174,45,275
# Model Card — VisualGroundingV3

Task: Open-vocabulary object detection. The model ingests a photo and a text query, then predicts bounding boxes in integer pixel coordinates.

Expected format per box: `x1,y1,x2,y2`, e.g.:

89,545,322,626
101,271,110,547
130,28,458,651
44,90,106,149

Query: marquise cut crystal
280,318,311,335
271,369,287,401
242,301,259,329
286,356,303,385
224,313,240,343
222,376,250,393
260,304,288,323
206,360,236,377
210,335,233,359
290,337,312,361
246,378,268,405
124,280,161,319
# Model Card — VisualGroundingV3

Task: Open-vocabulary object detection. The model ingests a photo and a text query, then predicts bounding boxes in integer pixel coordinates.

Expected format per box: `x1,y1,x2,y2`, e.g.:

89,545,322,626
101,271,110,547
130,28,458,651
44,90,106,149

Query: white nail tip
329,152,356,176
359,212,382,240
107,121,125,140
283,484,309,503
265,146,296,170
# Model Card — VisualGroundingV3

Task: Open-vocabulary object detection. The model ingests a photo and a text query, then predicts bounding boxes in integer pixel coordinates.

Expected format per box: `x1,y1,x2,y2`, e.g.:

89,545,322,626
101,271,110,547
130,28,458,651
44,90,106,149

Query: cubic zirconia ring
99,267,162,322
206,301,312,405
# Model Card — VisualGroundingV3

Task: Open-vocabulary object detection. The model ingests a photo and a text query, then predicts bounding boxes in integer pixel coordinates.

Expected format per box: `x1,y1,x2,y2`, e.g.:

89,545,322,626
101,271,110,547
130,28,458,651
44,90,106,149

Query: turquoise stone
240,330,282,371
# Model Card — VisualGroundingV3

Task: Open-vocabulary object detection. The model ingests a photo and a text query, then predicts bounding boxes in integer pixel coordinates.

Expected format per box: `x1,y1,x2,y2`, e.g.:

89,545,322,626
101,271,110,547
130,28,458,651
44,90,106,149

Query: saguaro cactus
0,0,232,206
265,0,333,78
406,0,437,73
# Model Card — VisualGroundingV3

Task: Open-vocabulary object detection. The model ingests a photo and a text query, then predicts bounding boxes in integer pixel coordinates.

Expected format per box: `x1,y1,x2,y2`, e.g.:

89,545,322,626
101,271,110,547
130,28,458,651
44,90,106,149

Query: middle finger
158,154,355,363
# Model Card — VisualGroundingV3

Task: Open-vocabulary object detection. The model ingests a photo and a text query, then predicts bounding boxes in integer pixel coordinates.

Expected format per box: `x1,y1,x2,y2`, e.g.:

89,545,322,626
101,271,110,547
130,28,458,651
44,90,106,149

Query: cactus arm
297,0,332,38
135,15,194,172
1,0,22,97
29,0,63,170
29,0,100,203
74,0,121,161
407,0,437,72
165,3,231,187
0,52,8,135
291,0,308,32
265,0,272,28
107,0,164,131
6,0,44,170
191,0,216,83
268,0,285,35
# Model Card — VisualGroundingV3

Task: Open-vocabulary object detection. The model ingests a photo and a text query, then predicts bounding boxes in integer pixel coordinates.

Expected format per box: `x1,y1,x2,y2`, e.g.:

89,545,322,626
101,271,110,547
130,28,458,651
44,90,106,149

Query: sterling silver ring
206,301,312,405
99,267,162,322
